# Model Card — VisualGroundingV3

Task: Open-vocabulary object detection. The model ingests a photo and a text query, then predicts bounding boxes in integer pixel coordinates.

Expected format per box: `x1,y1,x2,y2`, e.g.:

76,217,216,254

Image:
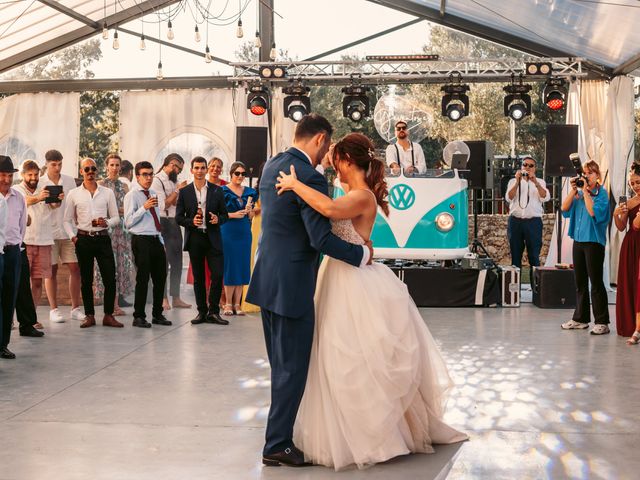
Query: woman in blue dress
221,162,258,316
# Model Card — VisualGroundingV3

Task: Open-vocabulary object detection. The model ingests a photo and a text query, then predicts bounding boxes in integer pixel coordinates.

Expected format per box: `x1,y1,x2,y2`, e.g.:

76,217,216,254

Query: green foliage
79,91,119,170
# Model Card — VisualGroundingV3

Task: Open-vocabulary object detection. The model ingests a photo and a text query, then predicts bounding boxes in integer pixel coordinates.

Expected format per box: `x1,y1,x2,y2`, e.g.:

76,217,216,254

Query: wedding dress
294,218,468,471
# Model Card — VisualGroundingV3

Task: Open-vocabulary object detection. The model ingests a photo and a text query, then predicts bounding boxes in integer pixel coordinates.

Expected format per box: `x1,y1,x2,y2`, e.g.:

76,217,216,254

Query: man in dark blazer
176,156,229,325
246,114,372,467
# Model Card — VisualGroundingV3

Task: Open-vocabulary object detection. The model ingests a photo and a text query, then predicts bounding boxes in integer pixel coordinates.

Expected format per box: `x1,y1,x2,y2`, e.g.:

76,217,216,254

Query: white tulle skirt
293,257,468,471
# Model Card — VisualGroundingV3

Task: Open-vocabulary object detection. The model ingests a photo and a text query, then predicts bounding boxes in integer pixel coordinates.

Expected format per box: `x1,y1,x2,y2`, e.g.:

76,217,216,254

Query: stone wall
468,213,556,266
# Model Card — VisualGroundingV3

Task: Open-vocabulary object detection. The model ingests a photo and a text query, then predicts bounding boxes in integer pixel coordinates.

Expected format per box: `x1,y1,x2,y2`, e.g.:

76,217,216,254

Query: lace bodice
331,219,366,245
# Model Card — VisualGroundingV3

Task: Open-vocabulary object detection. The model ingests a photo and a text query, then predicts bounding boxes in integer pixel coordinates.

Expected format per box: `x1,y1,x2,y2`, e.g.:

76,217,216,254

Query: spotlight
543,78,567,111
283,85,311,122
247,85,269,116
342,85,370,122
259,65,287,79
441,83,470,121
503,79,532,121
525,61,552,76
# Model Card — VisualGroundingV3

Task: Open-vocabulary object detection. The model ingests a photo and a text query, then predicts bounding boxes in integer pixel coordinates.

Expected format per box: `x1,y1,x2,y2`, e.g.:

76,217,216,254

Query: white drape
0,93,80,177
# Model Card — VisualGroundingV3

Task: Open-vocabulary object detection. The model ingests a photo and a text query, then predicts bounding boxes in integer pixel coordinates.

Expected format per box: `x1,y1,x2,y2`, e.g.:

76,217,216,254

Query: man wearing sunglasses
385,120,427,176
505,156,550,271
63,158,123,329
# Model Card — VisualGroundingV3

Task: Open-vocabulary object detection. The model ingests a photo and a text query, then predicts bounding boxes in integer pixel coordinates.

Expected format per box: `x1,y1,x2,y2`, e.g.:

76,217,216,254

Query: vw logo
389,184,416,210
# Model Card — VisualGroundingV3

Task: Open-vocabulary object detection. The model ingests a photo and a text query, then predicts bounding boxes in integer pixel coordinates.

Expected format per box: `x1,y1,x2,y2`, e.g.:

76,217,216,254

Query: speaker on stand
236,126,269,188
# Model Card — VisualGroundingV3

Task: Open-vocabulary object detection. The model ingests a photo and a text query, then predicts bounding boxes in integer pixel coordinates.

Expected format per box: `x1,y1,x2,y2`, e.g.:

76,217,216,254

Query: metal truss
229,57,586,86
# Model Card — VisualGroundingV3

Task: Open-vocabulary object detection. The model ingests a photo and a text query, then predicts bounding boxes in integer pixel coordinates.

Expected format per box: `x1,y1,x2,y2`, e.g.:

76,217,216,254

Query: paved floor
1,295,638,480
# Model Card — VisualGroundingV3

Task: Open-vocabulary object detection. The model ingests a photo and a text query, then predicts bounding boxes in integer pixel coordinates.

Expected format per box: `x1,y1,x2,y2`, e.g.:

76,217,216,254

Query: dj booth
386,263,501,307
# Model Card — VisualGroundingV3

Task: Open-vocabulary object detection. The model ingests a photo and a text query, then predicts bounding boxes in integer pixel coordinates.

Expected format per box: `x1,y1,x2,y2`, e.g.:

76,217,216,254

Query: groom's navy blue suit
246,147,364,455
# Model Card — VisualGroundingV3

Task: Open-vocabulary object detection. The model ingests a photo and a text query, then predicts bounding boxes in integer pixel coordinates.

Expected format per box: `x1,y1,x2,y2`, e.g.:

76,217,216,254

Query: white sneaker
70,307,85,321
590,324,610,335
49,308,65,323
561,320,589,330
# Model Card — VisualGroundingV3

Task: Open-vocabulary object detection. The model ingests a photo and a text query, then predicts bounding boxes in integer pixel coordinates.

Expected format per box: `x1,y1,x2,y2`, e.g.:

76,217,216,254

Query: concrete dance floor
1,299,638,480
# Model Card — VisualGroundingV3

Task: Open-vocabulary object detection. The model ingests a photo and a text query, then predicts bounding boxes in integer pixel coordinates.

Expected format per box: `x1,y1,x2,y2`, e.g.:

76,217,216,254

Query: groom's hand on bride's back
365,240,374,265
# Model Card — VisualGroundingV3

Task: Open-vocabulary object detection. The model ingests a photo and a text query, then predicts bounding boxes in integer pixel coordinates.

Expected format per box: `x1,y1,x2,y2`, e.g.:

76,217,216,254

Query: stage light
543,78,567,111
247,85,269,116
503,79,532,121
441,82,470,122
259,65,287,79
283,85,311,122
525,61,552,76
342,85,370,122
435,212,455,232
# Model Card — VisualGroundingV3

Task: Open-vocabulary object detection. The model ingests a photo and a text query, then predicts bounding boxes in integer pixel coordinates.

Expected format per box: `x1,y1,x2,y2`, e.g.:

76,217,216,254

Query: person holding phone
220,162,258,316
614,164,640,342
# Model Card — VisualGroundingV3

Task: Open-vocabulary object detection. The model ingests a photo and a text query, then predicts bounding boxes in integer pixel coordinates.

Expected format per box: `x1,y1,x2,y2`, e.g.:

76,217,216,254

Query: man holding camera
506,156,550,270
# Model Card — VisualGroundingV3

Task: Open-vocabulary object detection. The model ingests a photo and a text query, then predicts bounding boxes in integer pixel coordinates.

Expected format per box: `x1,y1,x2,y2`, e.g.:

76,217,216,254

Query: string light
112,29,120,50
236,19,244,38
269,43,277,61
102,22,108,40
255,31,262,48
195,25,201,42
156,61,163,80
139,34,146,51
167,20,175,40
205,45,212,63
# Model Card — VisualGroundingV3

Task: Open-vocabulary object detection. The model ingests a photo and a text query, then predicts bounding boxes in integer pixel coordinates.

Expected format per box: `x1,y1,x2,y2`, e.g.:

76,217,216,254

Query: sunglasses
523,163,535,168
233,171,246,177
83,166,97,173
396,126,407,131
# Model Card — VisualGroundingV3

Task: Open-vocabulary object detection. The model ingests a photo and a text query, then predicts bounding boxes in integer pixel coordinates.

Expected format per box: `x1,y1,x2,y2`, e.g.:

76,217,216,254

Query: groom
247,114,373,467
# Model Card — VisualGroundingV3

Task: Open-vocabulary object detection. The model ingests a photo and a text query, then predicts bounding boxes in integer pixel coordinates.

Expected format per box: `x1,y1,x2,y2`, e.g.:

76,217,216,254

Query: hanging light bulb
195,25,201,43
167,20,175,40
254,31,262,48
139,34,146,51
269,43,277,60
205,45,212,63
112,30,120,50
236,19,244,38
156,61,164,80
102,22,109,40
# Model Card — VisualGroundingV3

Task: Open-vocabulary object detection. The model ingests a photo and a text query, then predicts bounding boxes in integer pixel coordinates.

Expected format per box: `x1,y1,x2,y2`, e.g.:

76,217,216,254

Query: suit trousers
572,241,609,325
261,307,314,454
75,235,116,316
131,235,167,319
16,248,37,329
507,216,543,269
1,245,21,347
160,217,183,298
188,230,223,315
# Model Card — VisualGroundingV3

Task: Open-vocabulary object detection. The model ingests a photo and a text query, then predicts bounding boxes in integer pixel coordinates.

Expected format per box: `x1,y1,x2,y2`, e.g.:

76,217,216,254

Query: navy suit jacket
246,148,364,318
175,181,228,254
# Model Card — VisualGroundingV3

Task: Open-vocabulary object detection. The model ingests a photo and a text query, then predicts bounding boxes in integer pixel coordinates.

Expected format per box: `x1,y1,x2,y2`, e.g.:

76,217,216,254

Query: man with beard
63,158,122,329
385,120,427,175
152,153,191,310
0,156,27,358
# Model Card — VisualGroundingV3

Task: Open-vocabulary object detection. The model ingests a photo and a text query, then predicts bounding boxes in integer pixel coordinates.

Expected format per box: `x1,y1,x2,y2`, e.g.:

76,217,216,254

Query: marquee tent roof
1,0,639,78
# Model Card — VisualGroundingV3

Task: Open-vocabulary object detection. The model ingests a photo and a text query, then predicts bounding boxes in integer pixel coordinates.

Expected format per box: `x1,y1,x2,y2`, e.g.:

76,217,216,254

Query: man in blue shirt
124,161,170,328
560,160,611,335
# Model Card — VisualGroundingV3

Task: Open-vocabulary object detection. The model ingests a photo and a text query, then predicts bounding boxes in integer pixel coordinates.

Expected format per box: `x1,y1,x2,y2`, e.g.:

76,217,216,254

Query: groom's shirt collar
290,147,312,165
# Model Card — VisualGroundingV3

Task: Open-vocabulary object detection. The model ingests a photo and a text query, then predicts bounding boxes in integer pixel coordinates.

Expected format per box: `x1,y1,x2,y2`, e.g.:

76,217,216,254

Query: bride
275,132,467,471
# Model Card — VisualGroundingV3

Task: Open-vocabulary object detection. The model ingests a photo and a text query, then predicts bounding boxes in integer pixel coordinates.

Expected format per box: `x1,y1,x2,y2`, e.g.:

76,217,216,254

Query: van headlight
435,212,455,232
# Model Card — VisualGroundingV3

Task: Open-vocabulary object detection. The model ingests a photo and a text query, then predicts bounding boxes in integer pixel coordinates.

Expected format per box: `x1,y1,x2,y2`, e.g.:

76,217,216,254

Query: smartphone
619,195,628,205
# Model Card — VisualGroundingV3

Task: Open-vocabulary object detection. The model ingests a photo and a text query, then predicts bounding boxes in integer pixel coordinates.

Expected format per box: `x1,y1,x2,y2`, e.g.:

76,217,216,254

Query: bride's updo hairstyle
333,133,389,216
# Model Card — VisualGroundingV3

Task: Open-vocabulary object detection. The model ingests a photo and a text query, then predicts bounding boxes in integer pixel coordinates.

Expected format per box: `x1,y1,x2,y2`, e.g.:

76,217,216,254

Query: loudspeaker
544,124,578,177
532,267,576,308
235,126,268,178
464,141,494,189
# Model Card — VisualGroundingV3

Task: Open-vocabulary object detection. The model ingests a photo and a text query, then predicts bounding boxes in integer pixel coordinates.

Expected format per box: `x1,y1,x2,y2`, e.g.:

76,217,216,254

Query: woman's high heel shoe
233,304,245,316
627,331,640,345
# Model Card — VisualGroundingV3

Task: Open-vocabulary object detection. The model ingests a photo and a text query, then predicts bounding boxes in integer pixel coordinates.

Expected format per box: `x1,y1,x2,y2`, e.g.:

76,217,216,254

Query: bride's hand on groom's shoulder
275,165,298,195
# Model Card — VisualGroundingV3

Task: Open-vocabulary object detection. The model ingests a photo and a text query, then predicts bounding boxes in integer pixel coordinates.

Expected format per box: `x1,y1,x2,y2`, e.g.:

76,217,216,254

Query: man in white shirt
505,156,550,270
40,149,84,323
385,120,427,175
118,160,133,189
64,158,123,329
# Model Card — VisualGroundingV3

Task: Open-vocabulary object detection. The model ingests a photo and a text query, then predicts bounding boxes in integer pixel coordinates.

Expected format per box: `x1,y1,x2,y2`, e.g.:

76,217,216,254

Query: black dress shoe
0,347,16,359
191,313,207,325
20,326,45,337
263,446,312,467
152,315,172,326
118,295,132,307
206,313,229,325
132,317,152,328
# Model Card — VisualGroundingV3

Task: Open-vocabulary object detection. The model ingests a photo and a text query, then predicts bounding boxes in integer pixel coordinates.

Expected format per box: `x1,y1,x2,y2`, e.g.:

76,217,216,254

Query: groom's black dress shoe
205,313,229,325
263,446,312,467
191,313,207,325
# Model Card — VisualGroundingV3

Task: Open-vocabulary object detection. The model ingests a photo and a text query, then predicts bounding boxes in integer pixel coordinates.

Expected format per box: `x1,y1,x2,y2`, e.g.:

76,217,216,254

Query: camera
521,171,529,178
569,153,585,188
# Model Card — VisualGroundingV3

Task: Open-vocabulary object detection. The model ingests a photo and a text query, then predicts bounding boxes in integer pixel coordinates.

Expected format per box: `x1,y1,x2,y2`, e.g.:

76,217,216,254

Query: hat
0,155,18,173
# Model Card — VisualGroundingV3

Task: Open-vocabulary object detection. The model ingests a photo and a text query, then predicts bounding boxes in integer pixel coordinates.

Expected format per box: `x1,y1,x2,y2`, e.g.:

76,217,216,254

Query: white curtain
0,92,80,177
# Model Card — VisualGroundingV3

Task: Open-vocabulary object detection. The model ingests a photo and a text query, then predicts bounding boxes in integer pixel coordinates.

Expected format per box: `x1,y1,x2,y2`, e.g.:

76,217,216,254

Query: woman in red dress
614,164,640,342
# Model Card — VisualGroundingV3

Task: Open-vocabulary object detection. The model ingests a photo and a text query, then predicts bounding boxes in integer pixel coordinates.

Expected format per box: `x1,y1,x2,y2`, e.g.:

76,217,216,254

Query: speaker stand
555,167,565,265
469,188,494,261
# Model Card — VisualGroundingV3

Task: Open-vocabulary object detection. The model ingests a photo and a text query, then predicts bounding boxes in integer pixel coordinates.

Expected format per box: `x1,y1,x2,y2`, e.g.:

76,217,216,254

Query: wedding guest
124,161,170,328
242,161,265,314
614,164,640,342
152,153,191,310
40,149,83,323
16,246,44,337
64,158,123,329
221,162,258,316
176,156,229,325
0,155,27,359
118,160,133,189
385,120,427,175
560,160,611,335
95,154,133,314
